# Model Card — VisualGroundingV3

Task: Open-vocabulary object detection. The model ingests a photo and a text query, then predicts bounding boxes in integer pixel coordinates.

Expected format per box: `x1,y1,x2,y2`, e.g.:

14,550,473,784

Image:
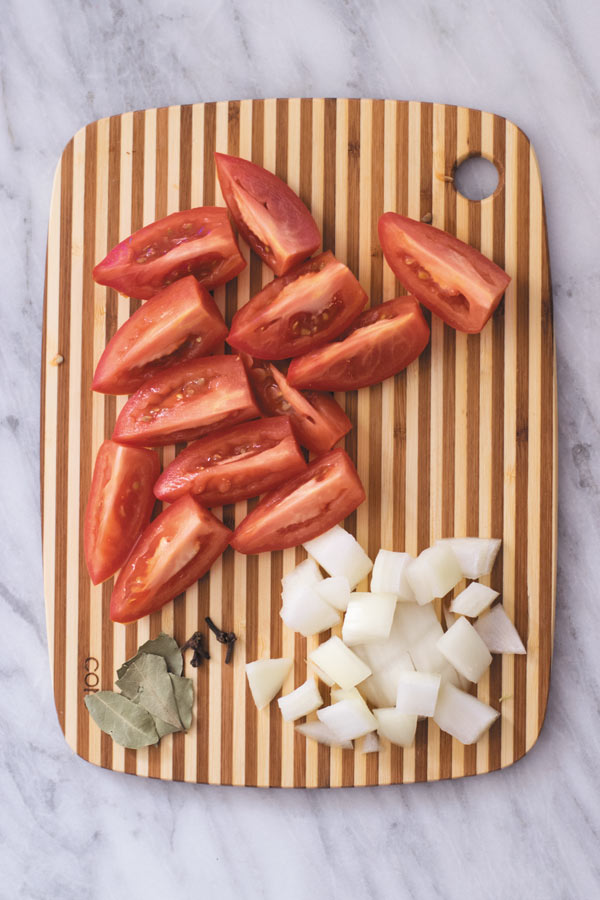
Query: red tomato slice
287,296,430,391
92,276,228,395
215,152,320,276
84,440,160,585
242,355,351,454
93,207,246,300
227,251,367,360
154,416,307,507
110,495,231,624
378,213,510,333
112,355,260,447
231,449,365,554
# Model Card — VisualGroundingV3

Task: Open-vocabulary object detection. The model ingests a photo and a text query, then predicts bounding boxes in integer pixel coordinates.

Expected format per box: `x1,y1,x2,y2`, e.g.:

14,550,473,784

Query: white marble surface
1,0,600,897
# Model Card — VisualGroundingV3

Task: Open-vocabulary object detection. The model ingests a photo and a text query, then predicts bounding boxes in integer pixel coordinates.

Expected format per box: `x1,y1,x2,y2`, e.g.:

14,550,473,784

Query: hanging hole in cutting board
453,155,499,201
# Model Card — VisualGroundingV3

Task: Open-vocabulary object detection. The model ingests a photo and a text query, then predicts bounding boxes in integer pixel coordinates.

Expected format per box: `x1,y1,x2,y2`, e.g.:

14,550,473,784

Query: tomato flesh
92,276,228,395
215,152,320,276
231,449,365,554
287,296,430,391
112,355,260,447
378,213,510,333
93,207,246,300
154,416,307,507
227,251,367,359
84,440,160,585
110,495,231,624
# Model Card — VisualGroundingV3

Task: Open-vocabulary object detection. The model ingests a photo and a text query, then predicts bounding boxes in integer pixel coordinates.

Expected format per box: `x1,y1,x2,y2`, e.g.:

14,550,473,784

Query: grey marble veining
1,0,600,897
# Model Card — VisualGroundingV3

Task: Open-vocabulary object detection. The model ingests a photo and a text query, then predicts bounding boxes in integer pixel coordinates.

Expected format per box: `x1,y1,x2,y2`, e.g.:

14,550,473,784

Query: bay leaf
169,673,194,731
116,632,183,681
116,653,182,728
84,692,159,749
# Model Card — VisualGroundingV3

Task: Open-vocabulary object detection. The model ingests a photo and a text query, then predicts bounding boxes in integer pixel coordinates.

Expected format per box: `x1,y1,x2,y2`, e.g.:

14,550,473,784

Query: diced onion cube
315,575,351,612
280,587,340,637
373,708,417,748
277,678,323,721
395,671,441,717
433,681,499,744
474,604,526,654
406,545,463,605
436,616,492,683
308,636,371,690
245,658,293,710
303,525,373,589
317,699,377,742
450,582,499,617
370,550,415,602
295,720,353,749
307,659,336,687
282,558,323,595
342,592,397,646
356,650,414,709
394,601,441,646
356,731,381,753
436,537,501,580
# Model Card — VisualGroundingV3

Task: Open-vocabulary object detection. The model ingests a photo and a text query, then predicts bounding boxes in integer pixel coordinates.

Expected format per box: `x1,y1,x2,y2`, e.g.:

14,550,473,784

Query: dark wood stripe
321,99,336,254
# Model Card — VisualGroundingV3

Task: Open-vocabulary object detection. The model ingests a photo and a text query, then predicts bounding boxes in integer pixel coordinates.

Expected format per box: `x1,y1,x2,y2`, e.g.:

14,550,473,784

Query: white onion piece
308,636,371,690
315,575,351,612
356,731,381,754
280,587,340,637
307,659,336,687
444,607,457,630
282,558,323,595
395,671,441,717
370,550,415,602
330,686,365,705
303,525,373,589
277,678,323,721
342,592,397,646
406,545,463,605
436,616,492,683
474,604,526,654
317,699,377,742
433,681,499,744
394,600,441,646
373,708,417,748
245,658,293,710
450,582,499,617
357,651,414,709
295,720,352,749
436,537,501,580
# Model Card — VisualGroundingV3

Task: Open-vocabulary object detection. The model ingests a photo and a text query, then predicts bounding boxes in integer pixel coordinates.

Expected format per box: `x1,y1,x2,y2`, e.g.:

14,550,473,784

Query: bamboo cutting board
41,99,556,786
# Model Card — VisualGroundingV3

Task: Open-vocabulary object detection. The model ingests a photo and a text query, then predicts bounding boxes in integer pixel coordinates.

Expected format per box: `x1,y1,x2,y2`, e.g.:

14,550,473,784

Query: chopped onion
307,659,336,687
315,575,351,612
370,550,415,602
394,600,441,646
405,545,463,605
330,686,364,704
436,537,501,580
245,658,293,710
308,636,371,690
342,592,397,646
474,604,526,654
433,681,499,744
436,616,492,683
282,557,323,595
317,698,377,742
356,731,381,753
373,708,417,748
280,587,340,637
357,651,414,709
444,606,457,630
450,582,499,617
277,678,323,721
303,525,373,589
396,671,441,717
295,720,352,749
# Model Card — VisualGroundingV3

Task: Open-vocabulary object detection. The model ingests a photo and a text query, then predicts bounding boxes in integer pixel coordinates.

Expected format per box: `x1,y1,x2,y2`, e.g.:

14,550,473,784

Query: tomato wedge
227,251,367,360
242,355,351,454
231,449,365,555
93,207,246,300
92,276,228,395
287,296,430,391
84,440,160,585
378,213,510,333
110,495,231,624
215,152,320,276
154,416,307,507
112,355,260,447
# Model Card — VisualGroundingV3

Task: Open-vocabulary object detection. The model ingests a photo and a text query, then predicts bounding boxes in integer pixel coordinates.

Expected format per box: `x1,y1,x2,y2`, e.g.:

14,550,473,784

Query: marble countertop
2,0,600,897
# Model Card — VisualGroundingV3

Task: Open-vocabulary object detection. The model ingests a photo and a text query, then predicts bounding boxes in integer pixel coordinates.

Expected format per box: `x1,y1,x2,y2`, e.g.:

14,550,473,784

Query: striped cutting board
41,99,556,786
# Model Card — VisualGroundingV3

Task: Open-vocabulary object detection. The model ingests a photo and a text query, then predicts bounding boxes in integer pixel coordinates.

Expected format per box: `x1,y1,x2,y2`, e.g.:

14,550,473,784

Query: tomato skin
93,207,246,300
110,495,231,624
92,277,228,395
378,213,510,333
84,440,160,585
112,355,260,447
242,355,351,453
154,416,307,507
287,296,430,391
215,152,320,276
227,252,367,360
231,449,365,555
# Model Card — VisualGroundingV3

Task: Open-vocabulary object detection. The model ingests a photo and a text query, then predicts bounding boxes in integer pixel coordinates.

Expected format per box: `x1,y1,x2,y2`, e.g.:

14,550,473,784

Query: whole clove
205,616,237,664
181,631,210,668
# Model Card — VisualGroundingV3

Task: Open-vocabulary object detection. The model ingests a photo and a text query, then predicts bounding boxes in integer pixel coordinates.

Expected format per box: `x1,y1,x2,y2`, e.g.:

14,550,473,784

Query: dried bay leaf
116,632,183,680
116,653,182,728
84,692,159,749
169,673,194,731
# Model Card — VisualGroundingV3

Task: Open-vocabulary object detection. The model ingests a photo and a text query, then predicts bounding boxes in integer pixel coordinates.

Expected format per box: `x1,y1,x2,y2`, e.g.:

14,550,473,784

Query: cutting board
41,99,556,786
